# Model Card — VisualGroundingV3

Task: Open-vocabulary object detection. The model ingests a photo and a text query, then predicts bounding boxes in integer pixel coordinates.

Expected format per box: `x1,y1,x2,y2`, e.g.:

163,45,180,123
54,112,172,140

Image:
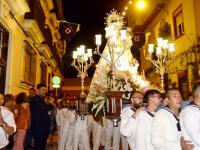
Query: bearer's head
144,89,162,107
131,91,144,109
192,81,200,103
166,88,182,110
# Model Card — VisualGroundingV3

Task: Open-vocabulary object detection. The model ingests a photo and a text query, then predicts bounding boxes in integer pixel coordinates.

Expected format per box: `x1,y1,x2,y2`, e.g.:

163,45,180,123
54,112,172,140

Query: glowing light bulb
137,0,145,9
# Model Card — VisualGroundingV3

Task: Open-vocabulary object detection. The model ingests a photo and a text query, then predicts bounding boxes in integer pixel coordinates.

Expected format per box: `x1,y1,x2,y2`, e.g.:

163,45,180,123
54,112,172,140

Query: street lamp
72,45,94,98
147,38,175,91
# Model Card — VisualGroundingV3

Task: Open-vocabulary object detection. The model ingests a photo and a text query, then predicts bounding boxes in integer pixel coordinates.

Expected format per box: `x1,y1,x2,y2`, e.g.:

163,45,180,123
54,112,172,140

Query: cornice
0,0,10,21
37,44,52,60
23,19,45,44
5,0,30,16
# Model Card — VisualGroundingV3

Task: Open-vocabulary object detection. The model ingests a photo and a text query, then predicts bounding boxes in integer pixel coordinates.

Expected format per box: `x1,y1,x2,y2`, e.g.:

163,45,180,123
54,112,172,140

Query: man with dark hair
134,89,162,150
120,91,144,150
29,88,36,97
180,81,200,149
30,83,53,150
151,88,183,150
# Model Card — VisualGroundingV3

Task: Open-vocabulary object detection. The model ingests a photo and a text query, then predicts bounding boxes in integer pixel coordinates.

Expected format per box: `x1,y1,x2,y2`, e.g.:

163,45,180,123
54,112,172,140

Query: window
24,41,36,85
40,61,47,84
173,4,184,39
0,24,9,93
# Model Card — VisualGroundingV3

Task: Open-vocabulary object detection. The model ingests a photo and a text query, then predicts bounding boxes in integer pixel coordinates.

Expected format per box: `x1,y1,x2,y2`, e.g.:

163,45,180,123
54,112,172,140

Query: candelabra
95,26,130,90
72,45,94,98
147,38,175,91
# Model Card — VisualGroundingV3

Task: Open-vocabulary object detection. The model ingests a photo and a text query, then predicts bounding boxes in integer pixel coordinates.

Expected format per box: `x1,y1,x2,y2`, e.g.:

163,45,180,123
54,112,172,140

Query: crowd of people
1,81,200,150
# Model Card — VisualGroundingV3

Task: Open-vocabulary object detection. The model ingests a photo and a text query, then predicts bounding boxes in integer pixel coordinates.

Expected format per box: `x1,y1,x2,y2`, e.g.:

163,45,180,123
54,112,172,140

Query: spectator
0,93,16,150
30,83,54,150
28,88,36,101
24,88,35,150
12,92,31,150
3,94,16,149
45,94,56,145
3,94,15,112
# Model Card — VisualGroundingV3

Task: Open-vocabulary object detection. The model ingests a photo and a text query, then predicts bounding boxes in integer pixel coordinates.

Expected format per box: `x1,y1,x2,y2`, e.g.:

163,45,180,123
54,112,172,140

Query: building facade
0,0,64,94
128,0,200,98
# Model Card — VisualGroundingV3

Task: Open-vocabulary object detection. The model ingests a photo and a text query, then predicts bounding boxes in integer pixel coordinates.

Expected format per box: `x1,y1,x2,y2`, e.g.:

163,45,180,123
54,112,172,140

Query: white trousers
73,116,91,150
92,120,103,150
57,108,69,150
104,119,121,150
57,121,70,150
64,111,76,150
121,135,129,150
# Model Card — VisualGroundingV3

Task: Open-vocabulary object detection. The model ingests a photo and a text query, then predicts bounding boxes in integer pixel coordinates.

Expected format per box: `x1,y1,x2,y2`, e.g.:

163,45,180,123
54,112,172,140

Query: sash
188,101,200,110
131,107,136,112
162,106,181,131
145,108,154,118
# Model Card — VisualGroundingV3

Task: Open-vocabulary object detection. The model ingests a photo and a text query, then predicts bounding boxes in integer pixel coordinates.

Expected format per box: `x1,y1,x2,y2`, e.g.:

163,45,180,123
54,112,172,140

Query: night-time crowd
1,81,200,150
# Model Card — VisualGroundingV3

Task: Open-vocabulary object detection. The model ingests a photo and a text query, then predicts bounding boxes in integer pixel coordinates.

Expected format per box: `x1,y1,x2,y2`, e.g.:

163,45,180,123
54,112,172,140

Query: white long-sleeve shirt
151,108,181,150
0,106,16,149
134,110,155,150
120,107,137,150
180,104,200,150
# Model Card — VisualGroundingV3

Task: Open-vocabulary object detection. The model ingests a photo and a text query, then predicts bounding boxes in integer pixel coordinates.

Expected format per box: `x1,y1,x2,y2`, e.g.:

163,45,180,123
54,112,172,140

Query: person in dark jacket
30,83,53,150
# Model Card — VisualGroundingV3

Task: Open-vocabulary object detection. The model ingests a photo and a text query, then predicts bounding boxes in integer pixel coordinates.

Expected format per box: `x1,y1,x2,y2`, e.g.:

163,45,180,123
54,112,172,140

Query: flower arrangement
86,63,147,119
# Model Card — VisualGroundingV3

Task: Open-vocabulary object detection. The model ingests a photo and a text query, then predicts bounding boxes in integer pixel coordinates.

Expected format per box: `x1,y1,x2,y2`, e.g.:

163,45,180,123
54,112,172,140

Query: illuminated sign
52,76,61,85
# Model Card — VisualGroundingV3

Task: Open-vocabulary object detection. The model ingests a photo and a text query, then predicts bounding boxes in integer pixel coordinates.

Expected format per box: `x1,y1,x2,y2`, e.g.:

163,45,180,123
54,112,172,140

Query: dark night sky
62,0,126,78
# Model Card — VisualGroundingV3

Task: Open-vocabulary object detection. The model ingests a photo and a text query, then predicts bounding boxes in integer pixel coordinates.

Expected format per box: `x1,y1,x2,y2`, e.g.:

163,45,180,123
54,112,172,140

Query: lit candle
162,40,168,49
148,44,154,53
105,26,114,38
84,54,88,61
73,51,77,59
156,46,161,55
120,98,122,111
95,34,102,46
120,30,127,41
80,45,85,51
111,30,117,44
77,47,84,55
107,98,109,112
157,38,163,48
113,98,116,113
87,49,92,57
112,98,114,113
169,43,175,52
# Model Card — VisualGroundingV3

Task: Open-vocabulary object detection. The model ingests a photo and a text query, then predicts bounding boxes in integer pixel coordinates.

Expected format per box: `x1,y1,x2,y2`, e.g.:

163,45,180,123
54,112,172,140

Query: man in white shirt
180,81,200,150
151,88,182,150
120,91,144,150
134,89,162,150
0,94,16,149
